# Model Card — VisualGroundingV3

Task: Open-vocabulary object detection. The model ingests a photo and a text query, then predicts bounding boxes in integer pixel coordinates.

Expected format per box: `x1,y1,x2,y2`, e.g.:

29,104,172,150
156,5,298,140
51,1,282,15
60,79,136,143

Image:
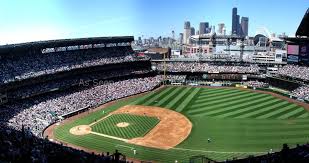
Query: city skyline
0,0,308,44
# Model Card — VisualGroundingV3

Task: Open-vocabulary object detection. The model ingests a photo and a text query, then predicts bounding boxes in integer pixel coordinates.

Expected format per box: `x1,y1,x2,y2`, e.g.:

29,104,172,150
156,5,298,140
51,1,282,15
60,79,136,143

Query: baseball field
48,86,309,162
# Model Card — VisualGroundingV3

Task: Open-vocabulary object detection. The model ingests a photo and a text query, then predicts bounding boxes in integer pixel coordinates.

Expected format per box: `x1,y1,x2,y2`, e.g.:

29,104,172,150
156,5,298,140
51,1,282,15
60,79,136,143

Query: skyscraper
190,27,195,36
179,33,183,44
236,14,240,35
218,23,225,34
232,7,249,36
183,21,191,44
199,22,209,35
241,17,249,36
232,7,238,35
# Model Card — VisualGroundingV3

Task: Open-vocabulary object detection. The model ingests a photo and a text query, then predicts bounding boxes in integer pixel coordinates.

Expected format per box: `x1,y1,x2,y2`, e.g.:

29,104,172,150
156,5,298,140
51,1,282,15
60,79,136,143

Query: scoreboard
287,44,299,63
287,43,309,65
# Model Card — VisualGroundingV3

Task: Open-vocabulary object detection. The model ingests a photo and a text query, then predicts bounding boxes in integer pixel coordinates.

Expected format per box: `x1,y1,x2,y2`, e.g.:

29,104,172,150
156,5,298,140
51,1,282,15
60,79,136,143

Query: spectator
2,76,162,137
155,62,259,73
291,85,309,101
278,65,309,81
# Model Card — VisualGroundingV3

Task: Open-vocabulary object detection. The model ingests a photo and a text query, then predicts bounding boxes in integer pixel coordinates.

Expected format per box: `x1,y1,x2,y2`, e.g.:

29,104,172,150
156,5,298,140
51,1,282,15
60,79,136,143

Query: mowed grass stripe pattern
54,86,309,162
91,114,159,139
137,86,308,120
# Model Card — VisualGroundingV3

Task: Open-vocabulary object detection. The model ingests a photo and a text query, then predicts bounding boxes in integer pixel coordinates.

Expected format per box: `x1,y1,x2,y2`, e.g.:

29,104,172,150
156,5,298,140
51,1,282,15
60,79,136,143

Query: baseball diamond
47,86,309,162
91,114,160,139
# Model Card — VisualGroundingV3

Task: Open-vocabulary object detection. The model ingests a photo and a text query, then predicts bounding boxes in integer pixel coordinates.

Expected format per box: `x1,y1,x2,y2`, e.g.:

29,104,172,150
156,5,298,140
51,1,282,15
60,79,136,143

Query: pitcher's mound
116,122,130,127
70,125,91,135
113,105,192,150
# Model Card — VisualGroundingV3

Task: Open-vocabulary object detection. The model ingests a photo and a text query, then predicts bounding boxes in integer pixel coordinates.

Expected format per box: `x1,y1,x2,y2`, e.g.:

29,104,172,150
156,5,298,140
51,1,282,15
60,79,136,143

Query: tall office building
241,17,249,36
232,7,249,36
150,37,154,43
218,23,225,34
206,27,211,34
199,22,209,35
158,36,162,43
179,33,183,44
183,21,191,44
236,14,241,35
232,7,238,35
190,27,195,36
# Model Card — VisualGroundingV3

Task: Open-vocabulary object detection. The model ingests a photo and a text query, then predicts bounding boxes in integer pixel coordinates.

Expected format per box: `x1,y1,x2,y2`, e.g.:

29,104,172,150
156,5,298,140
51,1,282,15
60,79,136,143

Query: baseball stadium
47,85,309,162
1,4,309,163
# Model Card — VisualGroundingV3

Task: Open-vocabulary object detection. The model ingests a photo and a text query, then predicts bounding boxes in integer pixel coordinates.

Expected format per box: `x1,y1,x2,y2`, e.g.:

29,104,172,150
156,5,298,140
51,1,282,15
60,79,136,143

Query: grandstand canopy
0,36,134,54
296,8,309,37
285,37,309,43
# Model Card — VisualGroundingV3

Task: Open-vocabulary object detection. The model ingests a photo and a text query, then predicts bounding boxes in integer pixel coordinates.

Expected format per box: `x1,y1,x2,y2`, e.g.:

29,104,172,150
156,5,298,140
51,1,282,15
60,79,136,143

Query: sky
0,0,308,44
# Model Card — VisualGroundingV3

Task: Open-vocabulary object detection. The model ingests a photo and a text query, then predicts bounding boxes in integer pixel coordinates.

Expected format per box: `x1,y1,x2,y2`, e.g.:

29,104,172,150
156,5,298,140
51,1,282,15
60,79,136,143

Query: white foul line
89,114,112,126
90,131,128,142
115,144,134,150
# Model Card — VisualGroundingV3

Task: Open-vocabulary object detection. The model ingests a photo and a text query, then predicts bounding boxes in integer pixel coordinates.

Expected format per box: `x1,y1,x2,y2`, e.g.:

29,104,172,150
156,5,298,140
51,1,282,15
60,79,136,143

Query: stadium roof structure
285,37,309,43
296,8,309,37
0,36,134,54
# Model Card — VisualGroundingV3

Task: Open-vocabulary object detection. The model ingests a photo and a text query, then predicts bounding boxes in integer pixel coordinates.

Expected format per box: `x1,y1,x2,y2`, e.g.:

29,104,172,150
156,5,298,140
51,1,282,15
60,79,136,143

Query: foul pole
163,52,166,85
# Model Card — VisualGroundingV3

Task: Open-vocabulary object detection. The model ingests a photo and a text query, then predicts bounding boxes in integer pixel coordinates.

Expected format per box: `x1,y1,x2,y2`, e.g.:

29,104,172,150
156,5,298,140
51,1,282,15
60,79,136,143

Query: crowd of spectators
291,85,309,101
278,65,309,81
155,62,260,73
242,81,269,88
0,125,129,162
1,76,163,137
8,69,152,99
0,46,142,84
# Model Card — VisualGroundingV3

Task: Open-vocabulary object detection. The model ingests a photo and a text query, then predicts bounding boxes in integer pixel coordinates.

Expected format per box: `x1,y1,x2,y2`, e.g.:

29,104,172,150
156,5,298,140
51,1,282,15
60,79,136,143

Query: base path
112,105,192,150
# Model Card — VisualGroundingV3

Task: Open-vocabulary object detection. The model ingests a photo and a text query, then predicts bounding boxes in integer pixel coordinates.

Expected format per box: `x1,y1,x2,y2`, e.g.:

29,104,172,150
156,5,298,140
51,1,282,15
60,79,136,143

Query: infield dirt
112,105,192,150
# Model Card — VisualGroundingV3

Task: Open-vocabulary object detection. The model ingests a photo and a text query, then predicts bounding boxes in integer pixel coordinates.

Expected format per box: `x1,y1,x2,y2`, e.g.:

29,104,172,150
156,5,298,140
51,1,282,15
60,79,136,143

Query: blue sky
0,0,308,44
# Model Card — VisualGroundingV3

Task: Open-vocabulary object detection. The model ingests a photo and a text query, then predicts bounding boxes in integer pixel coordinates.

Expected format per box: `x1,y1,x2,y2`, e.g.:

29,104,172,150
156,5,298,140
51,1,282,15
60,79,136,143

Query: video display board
287,45,299,55
287,44,299,63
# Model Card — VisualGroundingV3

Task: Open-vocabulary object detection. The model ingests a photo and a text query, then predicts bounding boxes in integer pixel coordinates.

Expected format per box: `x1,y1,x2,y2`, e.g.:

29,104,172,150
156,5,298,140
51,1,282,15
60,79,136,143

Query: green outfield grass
54,86,309,162
91,114,159,139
